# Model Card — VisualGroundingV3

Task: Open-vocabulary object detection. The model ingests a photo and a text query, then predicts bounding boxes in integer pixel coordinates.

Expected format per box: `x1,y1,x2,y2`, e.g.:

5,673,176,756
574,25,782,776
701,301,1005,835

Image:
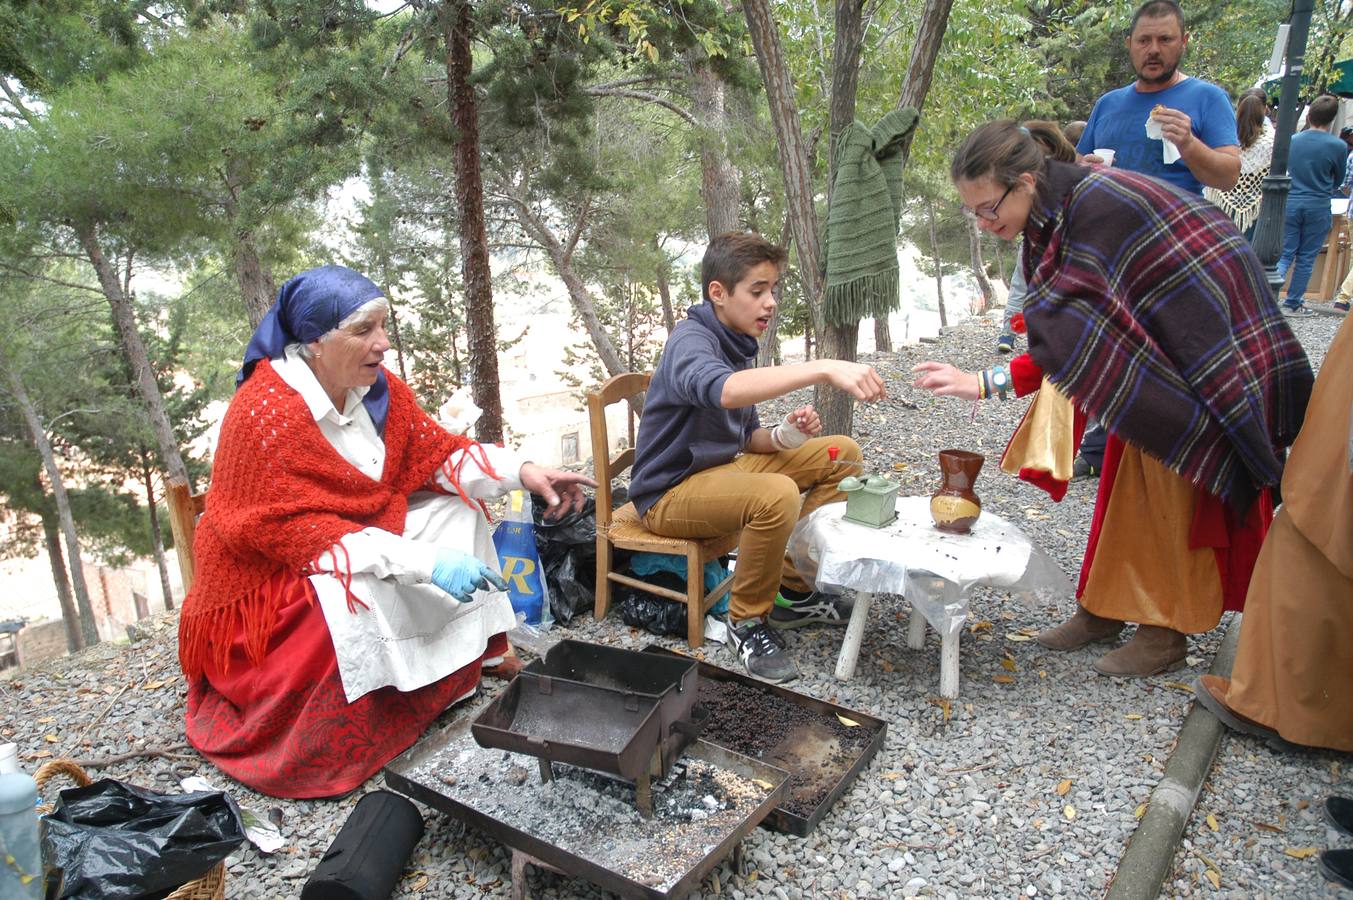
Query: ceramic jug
929,449,984,534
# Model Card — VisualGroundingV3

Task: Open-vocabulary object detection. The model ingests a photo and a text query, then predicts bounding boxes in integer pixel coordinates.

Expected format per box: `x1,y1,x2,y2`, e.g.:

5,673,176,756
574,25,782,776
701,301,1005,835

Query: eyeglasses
962,184,1014,221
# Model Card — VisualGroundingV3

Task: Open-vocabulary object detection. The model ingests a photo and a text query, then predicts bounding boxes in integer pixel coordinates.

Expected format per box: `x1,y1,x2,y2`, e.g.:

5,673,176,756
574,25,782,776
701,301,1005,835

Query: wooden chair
165,476,208,592
587,372,739,648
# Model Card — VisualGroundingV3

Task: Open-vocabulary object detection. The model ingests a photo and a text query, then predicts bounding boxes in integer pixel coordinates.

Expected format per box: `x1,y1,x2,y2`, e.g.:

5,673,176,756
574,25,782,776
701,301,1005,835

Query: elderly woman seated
178,265,592,798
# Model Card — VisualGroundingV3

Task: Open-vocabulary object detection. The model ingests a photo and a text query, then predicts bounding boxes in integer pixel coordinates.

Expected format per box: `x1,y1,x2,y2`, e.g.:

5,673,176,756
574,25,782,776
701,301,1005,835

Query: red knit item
178,360,469,677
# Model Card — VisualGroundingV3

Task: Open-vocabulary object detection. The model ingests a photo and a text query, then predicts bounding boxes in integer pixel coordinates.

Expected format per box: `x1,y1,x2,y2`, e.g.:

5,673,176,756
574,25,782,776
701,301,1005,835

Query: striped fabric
1020,161,1313,513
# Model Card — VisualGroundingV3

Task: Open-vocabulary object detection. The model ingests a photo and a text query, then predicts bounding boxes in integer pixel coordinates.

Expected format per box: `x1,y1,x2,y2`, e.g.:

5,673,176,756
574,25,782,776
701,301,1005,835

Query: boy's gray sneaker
726,616,799,683
768,592,853,629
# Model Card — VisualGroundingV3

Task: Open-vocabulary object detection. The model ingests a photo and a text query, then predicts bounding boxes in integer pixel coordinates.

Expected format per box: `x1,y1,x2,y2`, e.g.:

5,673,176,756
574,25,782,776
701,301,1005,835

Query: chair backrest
165,477,208,592
586,372,651,526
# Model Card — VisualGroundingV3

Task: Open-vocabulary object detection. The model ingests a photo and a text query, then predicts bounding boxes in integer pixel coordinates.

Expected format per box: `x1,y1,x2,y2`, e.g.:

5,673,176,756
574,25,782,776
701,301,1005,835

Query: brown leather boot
1093,625,1186,677
1035,607,1125,651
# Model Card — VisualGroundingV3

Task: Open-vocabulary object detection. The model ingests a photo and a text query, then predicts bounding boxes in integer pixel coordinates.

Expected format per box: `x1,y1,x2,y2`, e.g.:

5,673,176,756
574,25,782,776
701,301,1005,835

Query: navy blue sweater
1288,129,1347,202
630,304,762,516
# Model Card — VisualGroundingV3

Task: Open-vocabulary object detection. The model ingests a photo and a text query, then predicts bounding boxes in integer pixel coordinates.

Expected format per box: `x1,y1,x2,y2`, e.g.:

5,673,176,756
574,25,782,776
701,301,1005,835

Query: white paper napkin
1144,117,1181,164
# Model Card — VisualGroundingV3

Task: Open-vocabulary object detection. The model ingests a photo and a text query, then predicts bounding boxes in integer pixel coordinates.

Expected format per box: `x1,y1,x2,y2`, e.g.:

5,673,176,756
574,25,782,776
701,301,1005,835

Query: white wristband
771,415,809,451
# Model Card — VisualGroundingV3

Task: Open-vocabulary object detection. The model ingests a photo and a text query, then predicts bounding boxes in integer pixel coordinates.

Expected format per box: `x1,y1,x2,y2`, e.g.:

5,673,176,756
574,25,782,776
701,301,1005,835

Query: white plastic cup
1093,148,1116,166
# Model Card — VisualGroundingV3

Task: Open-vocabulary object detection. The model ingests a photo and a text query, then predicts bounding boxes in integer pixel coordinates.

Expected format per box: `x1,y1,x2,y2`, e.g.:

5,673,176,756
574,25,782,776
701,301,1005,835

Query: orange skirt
1078,437,1270,632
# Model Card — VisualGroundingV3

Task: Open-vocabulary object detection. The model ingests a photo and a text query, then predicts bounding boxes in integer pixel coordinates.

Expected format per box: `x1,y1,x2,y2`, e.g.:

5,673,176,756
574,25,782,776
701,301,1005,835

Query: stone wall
7,564,171,671
16,620,68,669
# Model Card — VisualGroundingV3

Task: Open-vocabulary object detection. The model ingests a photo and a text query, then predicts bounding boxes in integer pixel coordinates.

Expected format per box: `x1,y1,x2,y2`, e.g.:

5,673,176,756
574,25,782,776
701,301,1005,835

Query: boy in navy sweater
631,233,886,682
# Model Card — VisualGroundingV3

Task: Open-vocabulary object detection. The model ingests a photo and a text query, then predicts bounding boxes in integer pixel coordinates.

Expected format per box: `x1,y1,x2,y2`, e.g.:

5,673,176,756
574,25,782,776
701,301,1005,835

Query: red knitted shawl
178,360,471,677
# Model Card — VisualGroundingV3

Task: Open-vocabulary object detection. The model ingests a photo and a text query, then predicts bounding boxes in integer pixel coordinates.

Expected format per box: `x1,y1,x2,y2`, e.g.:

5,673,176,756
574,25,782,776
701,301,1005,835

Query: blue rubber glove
430,551,509,602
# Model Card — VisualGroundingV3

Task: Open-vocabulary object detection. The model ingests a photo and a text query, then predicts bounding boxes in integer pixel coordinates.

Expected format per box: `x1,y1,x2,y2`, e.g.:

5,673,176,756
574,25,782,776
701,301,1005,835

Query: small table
788,497,1073,698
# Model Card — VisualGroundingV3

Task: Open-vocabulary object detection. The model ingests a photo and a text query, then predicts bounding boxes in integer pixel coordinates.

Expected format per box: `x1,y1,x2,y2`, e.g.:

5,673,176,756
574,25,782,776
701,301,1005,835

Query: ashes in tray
383,711,787,900
643,645,886,836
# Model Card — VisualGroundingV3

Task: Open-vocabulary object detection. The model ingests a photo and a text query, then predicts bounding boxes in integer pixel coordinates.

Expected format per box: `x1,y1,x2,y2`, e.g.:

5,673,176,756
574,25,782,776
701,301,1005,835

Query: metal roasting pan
643,645,887,836
384,713,789,900
524,640,702,775
471,671,665,784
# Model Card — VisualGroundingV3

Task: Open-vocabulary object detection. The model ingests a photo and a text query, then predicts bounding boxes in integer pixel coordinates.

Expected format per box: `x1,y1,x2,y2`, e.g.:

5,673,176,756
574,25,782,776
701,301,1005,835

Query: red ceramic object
929,449,984,534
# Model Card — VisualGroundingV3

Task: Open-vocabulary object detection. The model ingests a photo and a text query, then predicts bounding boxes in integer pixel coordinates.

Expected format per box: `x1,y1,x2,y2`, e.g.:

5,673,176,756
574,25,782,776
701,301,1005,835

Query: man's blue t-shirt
1076,78,1239,194
1286,129,1347,203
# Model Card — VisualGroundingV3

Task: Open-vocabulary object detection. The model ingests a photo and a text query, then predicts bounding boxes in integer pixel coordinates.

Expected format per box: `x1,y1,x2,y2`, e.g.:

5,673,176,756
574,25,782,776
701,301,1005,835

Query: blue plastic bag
492,491,552,627
629,552,731,615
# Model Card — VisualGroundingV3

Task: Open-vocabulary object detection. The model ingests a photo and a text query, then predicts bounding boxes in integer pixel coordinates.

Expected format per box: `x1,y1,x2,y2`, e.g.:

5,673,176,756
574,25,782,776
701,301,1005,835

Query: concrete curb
1105,615,1242,900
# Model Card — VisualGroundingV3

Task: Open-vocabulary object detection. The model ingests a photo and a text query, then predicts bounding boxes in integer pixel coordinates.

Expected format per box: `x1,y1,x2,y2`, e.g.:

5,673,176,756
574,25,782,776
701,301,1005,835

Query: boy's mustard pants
642,435,861,622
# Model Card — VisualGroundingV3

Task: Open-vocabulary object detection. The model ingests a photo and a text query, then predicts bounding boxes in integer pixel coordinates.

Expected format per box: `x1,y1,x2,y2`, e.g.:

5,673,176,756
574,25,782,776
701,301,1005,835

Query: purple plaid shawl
1020,161,1313,512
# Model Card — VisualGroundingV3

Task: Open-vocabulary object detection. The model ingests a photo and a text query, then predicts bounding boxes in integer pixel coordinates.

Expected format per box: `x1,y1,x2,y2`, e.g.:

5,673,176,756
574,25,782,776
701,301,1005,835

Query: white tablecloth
788,497,1073,638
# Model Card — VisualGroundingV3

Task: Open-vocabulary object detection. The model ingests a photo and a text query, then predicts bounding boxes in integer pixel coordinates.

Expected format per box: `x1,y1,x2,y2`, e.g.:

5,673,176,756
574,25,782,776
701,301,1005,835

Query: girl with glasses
913,120,1312,680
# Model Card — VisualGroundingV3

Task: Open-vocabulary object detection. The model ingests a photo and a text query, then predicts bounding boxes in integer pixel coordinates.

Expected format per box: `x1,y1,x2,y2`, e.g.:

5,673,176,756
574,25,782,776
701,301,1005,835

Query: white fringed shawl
1203,120,1274,233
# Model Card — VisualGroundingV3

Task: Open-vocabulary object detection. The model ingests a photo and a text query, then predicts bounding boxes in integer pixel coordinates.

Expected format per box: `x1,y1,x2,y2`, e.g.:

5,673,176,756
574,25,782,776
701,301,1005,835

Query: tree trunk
505,190,631,381
142,457,174,611
968,216,993,314
232,240,276,329
690,61,741,239
893,0,957,165
813,0,870,437
874,318,893,352
745,0,842,429
827,1,866,194
743,0,824,314
220,157,278,328
6,363,98,646
386,294,410,382
444,0,505,442
758,215,795,369
36,475,82,652
928,201,948,328
655,249,676,333
75,223,189,484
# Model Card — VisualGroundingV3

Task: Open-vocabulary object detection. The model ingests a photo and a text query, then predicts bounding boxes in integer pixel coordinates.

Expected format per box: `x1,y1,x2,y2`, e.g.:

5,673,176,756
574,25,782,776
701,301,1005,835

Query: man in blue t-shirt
1076,0,1240,195
1276,94,1347,316
1070,0,1240,480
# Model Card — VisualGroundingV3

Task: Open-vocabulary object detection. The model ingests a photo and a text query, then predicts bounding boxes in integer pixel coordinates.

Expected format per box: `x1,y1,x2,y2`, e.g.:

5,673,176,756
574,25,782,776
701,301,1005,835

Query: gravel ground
0,311,1344,900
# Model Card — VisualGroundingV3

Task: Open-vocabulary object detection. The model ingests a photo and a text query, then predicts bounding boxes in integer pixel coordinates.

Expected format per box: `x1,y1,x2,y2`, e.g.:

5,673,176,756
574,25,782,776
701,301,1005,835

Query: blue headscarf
237,265,391,433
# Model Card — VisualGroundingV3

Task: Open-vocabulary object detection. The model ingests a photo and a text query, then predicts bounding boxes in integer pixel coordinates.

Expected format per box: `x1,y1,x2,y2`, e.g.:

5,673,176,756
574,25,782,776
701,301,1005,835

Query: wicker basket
35,759,227,900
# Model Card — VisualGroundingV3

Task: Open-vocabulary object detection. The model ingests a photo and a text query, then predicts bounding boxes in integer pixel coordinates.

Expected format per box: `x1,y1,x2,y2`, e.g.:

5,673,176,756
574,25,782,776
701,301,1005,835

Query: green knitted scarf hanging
822,107,920,327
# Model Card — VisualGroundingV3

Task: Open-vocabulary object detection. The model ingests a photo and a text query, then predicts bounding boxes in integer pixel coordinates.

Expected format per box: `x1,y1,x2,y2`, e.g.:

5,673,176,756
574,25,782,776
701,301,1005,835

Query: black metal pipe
1251,0,1317,299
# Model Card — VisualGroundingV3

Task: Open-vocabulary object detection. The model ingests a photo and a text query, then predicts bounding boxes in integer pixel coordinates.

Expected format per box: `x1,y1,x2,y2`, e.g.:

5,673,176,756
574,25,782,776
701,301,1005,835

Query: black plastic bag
618,571,690,637
42,778,246,900
530,493,602,625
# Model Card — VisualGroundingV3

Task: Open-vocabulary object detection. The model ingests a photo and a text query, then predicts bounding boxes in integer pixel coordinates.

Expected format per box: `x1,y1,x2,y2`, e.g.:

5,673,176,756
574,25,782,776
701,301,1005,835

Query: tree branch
0,260,105,296
583,87,698,126
383,15,423,79
563,196,592,261
0,80,41,128
587,75,665,91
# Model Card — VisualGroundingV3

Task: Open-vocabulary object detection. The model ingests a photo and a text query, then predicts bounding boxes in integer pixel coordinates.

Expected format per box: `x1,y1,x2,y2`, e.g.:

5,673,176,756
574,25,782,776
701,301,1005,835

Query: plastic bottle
492,490,553,628
0,742,43,899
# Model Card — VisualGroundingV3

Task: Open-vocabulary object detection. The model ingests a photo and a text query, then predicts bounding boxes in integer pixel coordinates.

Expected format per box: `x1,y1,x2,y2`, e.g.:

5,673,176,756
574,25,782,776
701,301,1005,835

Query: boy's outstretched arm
720,360,886,408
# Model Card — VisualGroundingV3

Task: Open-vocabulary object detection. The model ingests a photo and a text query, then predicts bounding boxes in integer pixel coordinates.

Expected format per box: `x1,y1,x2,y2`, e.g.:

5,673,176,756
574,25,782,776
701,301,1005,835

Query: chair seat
606,502,740,557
